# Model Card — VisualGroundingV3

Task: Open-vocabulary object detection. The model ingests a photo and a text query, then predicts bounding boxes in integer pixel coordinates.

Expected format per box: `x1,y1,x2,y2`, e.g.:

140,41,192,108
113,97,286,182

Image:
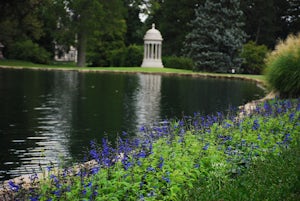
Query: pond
0,68,265,180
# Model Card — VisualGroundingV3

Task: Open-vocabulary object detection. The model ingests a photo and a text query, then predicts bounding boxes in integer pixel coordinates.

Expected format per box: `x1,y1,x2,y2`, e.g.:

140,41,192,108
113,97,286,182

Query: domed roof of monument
144,24,163,41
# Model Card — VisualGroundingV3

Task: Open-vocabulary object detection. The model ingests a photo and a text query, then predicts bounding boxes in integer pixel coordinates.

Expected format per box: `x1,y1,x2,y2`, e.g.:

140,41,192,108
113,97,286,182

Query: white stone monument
141,24,164,68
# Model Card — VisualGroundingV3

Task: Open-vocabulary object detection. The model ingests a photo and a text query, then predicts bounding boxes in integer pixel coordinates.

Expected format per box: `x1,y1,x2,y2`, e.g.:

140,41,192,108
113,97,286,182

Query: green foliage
265,33,300,97
163,56,194,70
123,45,143,67
11,99,300,200
123,0,144,45
183,0,246,73
145,0,201,56
189,142,300,200
240,41,269,74
8,40,51,64
86,1,127,67
1,0,298,65
110,48,126,67
240,0,300,48
240,0,280,48
110,45,143,67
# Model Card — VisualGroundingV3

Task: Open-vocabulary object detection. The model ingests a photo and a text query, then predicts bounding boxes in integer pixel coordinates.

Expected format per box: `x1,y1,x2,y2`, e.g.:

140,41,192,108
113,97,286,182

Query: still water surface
0,68,265,180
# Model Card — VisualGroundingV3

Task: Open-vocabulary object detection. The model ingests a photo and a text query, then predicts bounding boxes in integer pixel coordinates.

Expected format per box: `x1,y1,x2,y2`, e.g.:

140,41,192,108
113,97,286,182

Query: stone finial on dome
143,23,163,41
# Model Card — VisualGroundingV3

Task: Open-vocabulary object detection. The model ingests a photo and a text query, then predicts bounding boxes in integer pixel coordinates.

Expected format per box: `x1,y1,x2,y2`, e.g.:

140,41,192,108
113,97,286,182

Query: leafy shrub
265,33,300,98
110,47,126,67
240,41,269,74
8,40,51,64
163,56,194,70
110,45,143,67
123,45,143,67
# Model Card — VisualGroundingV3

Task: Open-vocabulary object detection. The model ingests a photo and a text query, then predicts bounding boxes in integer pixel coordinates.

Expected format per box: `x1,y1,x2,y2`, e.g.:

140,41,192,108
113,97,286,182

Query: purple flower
283,133,292,145
52,190,60,197
90,166,100,175
252,119,260,130
140,126,146,132
264,102,272,115
122,157,132,170
149,143,153,154
147,191,155,197
8,181,20,192
136,150,147,159
46,166,52,172
30,197,39,201
30,173,38,182
179,120,184,127
90,149,99,161
289,113,295,121
162,176,170,183
202,143,209,151
257,134,262,140
158,156,164,169
137,160,142,166
222,122,232,129
122,131,127,136
147,166,155,172
50,174,59,183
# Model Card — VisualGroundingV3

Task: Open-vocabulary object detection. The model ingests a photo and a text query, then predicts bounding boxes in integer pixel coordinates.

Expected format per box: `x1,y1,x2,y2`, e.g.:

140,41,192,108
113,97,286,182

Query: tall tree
67,0,104,67
87,0,127,66
0,0,49,54
183,0,246,72
50,0,126,67
241,0,280,48
123,0,144,45
145,0,201,56
37,0,73,57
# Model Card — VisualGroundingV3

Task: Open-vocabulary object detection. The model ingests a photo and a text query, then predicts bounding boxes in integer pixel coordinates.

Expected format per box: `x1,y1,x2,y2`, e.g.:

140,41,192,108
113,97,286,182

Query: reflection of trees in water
8,71,78,178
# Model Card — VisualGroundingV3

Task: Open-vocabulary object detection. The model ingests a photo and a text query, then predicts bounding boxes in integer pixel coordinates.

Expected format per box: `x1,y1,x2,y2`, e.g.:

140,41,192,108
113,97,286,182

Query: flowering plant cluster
4,98,300,200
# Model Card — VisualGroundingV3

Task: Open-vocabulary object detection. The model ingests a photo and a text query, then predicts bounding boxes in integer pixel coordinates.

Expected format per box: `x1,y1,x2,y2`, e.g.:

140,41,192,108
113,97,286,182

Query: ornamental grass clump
3,99,300,200
265,33,300,97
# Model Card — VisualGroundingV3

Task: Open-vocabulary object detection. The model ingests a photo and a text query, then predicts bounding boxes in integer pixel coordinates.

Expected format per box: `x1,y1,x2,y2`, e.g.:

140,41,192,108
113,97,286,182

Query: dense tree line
0,0,149,66
0,0,299,70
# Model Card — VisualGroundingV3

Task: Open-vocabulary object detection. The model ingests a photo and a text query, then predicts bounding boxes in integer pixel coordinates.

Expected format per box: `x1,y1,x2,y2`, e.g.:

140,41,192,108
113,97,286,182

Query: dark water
0,68,265,180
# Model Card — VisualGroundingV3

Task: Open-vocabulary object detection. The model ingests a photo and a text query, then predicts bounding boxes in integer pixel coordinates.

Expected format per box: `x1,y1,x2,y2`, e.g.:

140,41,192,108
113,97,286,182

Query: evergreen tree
145,0,200,56
183,0,246,72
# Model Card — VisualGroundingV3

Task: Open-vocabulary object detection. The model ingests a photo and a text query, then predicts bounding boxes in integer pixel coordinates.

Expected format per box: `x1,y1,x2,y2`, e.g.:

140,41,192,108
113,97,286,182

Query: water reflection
135,74,162,127
1,71,79,178
0,69,265,180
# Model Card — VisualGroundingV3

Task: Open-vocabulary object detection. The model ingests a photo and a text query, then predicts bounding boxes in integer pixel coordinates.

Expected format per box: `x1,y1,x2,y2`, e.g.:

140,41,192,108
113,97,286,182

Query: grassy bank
0,59,265,85
2,98,299,200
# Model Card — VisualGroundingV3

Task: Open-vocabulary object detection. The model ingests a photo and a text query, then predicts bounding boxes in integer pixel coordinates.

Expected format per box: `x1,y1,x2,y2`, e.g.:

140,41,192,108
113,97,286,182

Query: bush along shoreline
1,98,300,200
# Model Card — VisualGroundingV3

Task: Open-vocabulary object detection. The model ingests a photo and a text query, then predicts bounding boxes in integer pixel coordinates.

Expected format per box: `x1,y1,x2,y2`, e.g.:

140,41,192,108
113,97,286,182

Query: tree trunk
77,30,87,67
255,21,261,44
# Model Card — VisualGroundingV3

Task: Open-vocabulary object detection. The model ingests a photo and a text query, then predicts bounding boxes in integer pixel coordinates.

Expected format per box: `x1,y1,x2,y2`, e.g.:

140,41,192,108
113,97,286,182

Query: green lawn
0,59,265,84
